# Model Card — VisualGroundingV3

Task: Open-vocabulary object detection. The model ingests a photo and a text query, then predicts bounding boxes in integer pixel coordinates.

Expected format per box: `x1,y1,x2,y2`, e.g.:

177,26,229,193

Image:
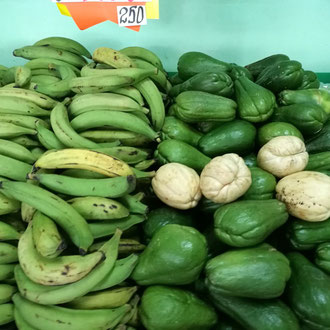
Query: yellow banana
89,238,146,255
34,64,77,99
80,130,152,147
0,264,16,281
34,148,134,177
0,88,57,109
0,192,20,216
0,180,93,253
134,78,165,131
93,47,135,68
68,196,129,220
15,230,122,305
9,135,41,148
0,303,14,326
32,211,66,258
0,221,21,241
18,223,103,286
25,58,81,76
0,154,32,181
0,114,49,130
0,213,26,234
69,75,134,94
68,286,137,309
14,307,37,329
68,92,144,117
50,101,98,148
0,242,18,264
15,66,31,87
13,45,87,68
112,86,144,106
0,122,36,138
13,293,131,330
34,36,92,59
0,284,17,304
120,46,164,71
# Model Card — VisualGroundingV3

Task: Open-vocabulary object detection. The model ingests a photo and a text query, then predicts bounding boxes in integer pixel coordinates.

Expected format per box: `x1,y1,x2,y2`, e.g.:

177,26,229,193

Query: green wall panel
1,0,330,76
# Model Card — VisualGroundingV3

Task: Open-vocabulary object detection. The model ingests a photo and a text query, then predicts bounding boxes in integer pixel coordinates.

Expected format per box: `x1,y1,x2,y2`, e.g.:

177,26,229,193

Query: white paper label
117,5,147,26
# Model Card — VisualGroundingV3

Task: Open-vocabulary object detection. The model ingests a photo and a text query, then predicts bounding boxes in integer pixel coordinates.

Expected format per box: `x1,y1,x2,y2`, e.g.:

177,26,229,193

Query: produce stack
0,37,169,329
0,36,329,329
146,51,330,330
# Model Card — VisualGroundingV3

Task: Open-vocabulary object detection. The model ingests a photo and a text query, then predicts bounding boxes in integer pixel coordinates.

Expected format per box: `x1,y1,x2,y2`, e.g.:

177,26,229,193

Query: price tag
117,5,147,26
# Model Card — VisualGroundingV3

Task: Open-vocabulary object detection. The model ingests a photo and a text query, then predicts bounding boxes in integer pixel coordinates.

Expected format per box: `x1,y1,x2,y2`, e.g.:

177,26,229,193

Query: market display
0,36,329,330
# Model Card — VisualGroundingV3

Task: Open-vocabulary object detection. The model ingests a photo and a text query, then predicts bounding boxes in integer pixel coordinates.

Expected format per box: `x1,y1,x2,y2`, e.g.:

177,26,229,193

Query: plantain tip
127,174,135,184
79,247,87,256
57,240,68,252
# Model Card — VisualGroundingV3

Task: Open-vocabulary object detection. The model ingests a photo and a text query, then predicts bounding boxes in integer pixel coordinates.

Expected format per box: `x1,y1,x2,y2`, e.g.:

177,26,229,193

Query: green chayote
131,224,207,285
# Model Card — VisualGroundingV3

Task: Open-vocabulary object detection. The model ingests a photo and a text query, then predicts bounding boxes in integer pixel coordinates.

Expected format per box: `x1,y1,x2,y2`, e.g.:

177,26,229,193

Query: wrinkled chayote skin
152,163,202,210
131,224,208,285
205,243,291,299
214,199,289,247
143,206,195,240
140,285,218,330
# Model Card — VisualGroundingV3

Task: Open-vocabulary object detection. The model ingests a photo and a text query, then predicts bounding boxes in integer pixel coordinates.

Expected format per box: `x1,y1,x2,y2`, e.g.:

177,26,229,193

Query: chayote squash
287,217,330,249
214,199,288,247
306,120,330,153
196,121,224,134
169,73,184,86
198,120,256,157
297,70,320,90
131,224,207,285
171,91,237,123
271,103,328,137
177,51,232,80
197,197,223,214
241,167,277,200
169,71,234,98
245,54,290,78
143,206,195,239
154,139,211,172
257,135,308,178
257,121,304,146
255,60,304,94
286,252,330,329
205,243,291,299
315,242,330,274
243,153,258,167
214,315,244,330
161,116,202,147
151,163,201,210
228,64,253,81
208,290,299,330
202,225,228,258
235,76,276,122
276,171,330,222
305,151,330,172
139,285,218,330
200,154,252,204
279,89,330,115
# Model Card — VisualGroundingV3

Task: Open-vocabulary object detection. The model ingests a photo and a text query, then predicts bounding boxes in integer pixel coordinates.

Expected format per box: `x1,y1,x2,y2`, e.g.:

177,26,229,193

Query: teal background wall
1,0,330,73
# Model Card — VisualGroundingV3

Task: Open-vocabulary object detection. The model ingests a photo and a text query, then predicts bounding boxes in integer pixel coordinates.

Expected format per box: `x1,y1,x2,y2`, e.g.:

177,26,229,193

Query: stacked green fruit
143,50,330,330
1,36,330,330
0,36,171,329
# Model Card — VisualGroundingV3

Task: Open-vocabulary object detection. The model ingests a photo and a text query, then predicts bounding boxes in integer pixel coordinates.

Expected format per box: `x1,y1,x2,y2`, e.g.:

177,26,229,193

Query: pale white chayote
276,171,330,222
151,163,202,210
257,136,308,178
200,153,252,204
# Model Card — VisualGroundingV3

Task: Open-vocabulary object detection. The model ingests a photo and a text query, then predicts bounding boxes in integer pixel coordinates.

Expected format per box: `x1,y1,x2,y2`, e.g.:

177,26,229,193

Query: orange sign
56,0,159,31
